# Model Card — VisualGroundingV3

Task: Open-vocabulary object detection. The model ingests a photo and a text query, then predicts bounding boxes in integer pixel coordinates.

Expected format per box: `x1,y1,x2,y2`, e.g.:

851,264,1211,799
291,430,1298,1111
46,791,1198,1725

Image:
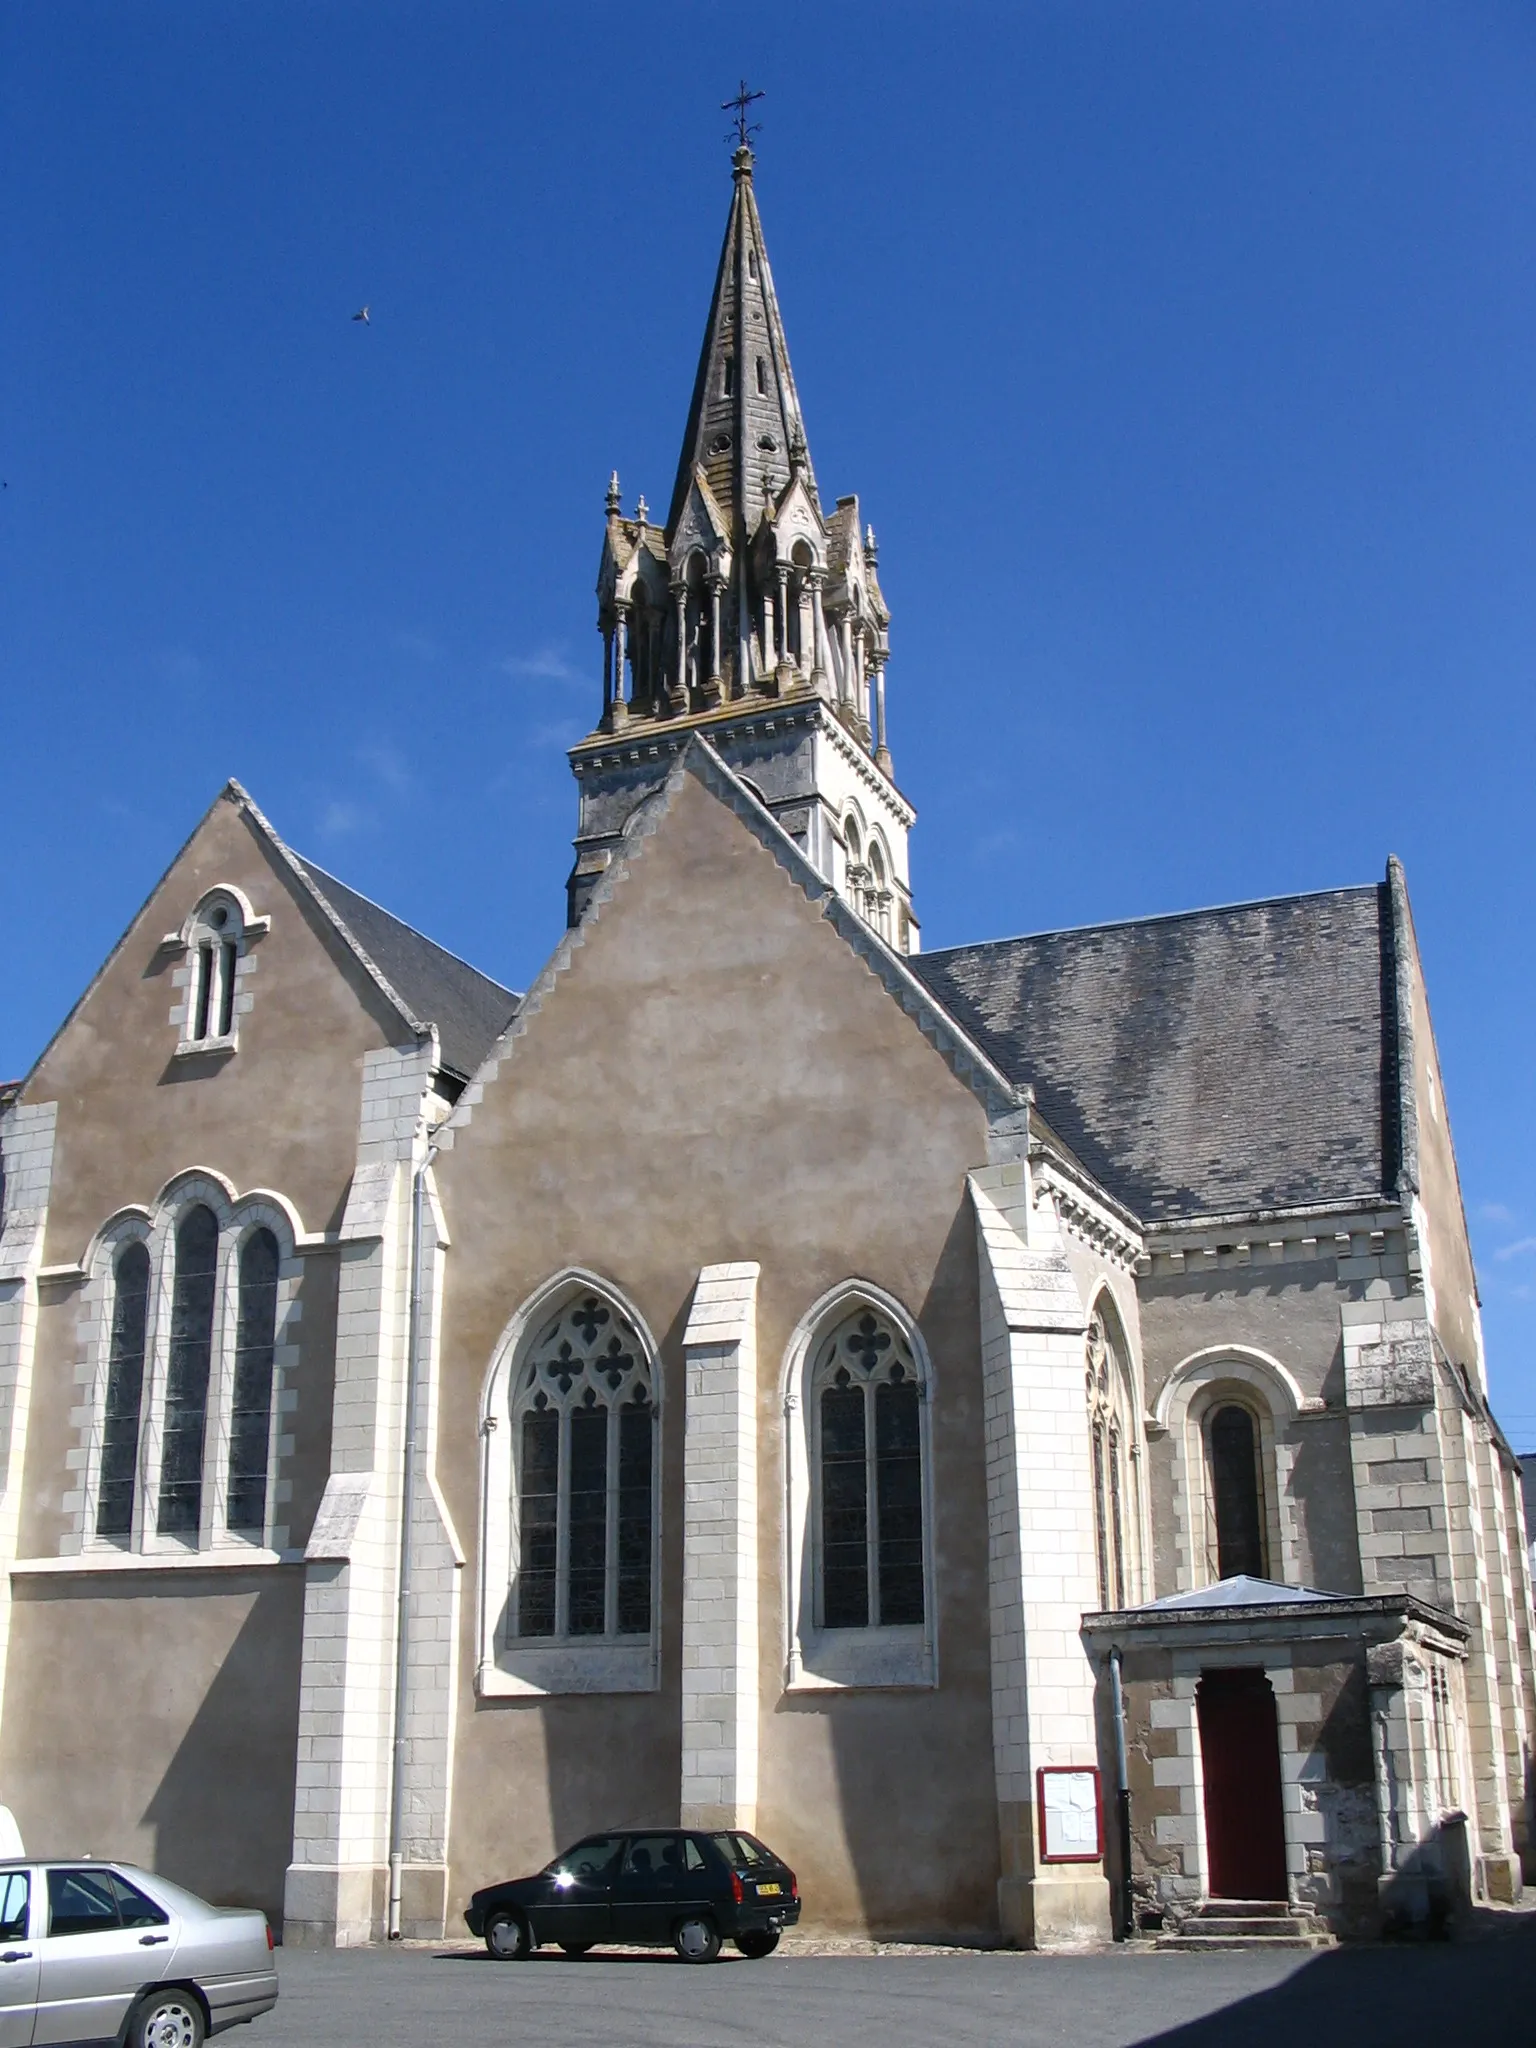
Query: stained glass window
97,1242,150,1539
814,1307,926,1630
1209,1403,1266,1578
511,1294,655,1641
227,1229,278,1533
158,1205,218,1536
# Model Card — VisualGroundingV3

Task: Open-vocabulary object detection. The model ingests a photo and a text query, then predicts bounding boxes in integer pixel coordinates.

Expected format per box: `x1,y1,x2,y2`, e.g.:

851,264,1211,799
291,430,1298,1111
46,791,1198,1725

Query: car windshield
542,1837,624,1882
711,1832,770,1867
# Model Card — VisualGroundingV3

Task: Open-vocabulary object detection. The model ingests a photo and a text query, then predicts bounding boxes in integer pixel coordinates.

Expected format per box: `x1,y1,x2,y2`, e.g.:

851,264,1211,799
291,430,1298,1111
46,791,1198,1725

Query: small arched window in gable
1208,1401,1267,1578
228,1229,279,1533
158,1205,219,1537
814,1307,925,1629
97,1241,150,1541
173,889,266,1056
511,1292,656,1642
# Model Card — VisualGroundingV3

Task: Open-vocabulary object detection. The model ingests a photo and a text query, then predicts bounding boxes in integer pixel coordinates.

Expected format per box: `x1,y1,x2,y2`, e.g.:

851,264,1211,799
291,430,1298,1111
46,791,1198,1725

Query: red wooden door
1196,1667,1288,1901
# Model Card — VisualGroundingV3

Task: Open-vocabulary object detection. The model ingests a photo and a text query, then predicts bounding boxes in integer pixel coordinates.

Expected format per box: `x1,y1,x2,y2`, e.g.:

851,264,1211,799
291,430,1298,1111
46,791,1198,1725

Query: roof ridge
919,879,1382,961
295,857,519,1000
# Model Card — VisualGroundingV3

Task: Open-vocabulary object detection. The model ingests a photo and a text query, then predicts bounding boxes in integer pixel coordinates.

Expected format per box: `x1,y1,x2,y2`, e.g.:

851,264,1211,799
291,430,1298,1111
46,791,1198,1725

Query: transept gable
20,779,430,1113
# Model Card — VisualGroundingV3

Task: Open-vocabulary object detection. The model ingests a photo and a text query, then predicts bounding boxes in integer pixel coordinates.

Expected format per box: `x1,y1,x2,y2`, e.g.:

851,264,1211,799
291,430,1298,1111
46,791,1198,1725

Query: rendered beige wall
434,771,1001,1939
0,1572,304,1923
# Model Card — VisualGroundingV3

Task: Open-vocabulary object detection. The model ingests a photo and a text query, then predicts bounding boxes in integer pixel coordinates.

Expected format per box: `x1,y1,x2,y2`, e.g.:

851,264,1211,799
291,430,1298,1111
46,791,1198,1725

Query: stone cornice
569,697,916,828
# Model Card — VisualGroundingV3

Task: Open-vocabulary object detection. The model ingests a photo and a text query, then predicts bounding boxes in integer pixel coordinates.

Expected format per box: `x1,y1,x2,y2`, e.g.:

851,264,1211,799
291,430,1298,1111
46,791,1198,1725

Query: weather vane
723,79,765,150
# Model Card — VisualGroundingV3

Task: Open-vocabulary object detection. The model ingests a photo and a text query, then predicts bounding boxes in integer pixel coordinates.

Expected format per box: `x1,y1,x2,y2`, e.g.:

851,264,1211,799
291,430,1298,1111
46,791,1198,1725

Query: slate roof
911,883,1396,1225
295,860,520,1083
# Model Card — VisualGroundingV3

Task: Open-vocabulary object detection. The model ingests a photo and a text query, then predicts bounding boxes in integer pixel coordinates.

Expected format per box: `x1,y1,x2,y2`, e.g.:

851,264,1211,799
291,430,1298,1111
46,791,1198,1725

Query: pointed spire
606,470,621,516
665,150,818,539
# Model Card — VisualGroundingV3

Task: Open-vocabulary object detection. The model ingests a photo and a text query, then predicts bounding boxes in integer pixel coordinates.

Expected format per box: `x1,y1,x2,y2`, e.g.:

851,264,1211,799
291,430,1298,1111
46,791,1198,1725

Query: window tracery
1086,1303,1139,1610
784,1288,935,1690
511,1292,656,1643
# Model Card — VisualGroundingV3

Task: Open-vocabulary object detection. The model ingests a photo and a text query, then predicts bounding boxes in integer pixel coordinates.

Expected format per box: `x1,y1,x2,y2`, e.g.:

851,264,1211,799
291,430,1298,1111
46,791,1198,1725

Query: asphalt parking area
254,1915,1536,2048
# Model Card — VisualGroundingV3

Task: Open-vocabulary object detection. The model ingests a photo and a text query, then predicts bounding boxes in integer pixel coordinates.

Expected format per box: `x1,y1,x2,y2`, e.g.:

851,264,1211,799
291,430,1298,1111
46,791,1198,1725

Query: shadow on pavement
432,1948,747,1966
1132,1911,1536,2048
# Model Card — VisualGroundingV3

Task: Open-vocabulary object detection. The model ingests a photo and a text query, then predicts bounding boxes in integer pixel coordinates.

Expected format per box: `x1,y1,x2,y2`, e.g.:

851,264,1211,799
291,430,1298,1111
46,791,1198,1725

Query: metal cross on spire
722,79,765,150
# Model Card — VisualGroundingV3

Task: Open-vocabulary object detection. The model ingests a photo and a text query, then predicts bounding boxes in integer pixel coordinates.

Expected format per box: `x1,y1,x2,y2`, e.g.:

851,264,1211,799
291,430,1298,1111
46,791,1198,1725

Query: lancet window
1086,1303,1140,1610
813,1307,925,1630
511,1292,656,1642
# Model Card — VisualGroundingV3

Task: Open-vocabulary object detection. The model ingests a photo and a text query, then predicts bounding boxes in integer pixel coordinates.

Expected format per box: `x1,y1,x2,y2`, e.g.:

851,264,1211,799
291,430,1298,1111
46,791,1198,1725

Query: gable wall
432,771,1000,1936
24,793,410,1260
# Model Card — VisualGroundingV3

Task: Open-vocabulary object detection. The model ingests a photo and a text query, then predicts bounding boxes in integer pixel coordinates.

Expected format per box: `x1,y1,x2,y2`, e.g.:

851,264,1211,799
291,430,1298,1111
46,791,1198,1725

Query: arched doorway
1197,1667,1288,1900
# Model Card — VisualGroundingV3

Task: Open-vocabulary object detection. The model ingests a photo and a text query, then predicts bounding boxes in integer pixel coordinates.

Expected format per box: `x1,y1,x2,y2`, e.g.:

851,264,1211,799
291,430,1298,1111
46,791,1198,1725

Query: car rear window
48,1869,119,1937
711,1832,769,1867
108,1874,168,1929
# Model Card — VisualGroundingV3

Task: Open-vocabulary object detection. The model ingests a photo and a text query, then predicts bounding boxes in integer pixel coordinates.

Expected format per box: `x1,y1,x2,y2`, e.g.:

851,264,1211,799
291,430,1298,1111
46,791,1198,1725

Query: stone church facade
0,145,1531,1952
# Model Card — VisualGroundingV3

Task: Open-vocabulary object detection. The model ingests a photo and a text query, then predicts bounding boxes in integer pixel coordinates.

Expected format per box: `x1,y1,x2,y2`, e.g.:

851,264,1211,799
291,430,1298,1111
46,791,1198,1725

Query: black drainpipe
1109,1645,1135,1939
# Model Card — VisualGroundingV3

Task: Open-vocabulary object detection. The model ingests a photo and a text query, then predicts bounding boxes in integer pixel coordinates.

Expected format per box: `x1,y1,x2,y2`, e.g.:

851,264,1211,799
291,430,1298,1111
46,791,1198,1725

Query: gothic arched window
97,1241,150,1540
1086,1302,1141,1609
158,1205,218,1537
511,1292,656,1641
1207,1401,1267,1578
227,1228,279,1533
813,1307,925,1630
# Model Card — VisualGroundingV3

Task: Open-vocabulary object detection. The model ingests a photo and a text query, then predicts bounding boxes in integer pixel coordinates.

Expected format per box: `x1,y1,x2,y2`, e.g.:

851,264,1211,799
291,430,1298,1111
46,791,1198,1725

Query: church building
0,141,1531,1953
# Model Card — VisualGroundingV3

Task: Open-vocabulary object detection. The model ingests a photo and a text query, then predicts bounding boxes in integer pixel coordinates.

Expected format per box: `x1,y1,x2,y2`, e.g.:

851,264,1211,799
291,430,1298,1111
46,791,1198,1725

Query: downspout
387,1145,435,1939
1109,1647,1134,1939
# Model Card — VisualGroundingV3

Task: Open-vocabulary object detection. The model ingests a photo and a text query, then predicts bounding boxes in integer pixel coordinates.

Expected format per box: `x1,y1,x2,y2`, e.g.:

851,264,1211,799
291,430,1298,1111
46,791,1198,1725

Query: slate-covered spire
665,143,818,537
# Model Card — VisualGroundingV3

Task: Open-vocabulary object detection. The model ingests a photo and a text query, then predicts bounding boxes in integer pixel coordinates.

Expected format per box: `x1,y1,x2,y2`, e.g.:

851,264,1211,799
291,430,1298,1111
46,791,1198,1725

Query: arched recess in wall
1085,1287,1148,1609
780,1278,937,1693
478,1268,662,1697
1155,1346,1304,1592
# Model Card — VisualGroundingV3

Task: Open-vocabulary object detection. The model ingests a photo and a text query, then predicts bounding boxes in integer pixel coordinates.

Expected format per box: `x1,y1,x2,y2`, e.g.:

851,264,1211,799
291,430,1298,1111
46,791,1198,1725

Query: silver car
0,1859,278,2046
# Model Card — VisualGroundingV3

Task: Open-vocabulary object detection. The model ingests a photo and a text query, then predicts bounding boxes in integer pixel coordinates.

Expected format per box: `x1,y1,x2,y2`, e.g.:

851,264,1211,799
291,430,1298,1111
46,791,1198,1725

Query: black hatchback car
465,1828,800,1963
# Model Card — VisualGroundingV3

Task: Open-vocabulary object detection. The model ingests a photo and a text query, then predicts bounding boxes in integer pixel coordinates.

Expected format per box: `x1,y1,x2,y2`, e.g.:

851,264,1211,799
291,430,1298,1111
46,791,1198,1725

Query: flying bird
352,306,370,324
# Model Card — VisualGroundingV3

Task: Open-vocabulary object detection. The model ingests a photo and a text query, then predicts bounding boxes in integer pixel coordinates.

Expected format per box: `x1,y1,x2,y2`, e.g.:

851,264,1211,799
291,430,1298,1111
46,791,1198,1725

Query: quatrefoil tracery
518,1293,650,1414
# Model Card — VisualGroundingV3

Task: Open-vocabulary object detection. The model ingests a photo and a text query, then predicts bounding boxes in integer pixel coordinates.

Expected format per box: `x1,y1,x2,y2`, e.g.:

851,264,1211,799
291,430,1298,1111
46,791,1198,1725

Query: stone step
1186,1915,1312,1938
1155,1932,1331,1953
1190,1899,1296,1920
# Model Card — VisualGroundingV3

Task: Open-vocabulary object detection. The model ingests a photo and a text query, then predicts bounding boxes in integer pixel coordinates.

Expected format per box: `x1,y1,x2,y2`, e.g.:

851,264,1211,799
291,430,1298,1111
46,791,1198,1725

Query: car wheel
558,1941,594,1957
673,1915,721,1964
129,1989,205,2048
485,1909,533,1960
735,1929,780,1959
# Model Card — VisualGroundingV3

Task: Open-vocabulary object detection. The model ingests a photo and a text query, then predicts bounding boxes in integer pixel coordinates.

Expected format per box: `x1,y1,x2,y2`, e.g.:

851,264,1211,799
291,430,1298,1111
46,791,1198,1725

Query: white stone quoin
971,1162,1112,1949
680,1262,761,1833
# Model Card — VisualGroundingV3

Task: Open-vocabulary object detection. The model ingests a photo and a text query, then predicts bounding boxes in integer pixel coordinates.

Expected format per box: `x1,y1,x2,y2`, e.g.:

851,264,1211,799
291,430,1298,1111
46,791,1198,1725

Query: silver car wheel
138,1995,203,2048
673,1916,720,1963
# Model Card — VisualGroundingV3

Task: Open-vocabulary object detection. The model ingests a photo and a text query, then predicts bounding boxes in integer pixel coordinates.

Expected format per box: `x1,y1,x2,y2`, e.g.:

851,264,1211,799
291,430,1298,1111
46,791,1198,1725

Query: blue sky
4,4,1534,1435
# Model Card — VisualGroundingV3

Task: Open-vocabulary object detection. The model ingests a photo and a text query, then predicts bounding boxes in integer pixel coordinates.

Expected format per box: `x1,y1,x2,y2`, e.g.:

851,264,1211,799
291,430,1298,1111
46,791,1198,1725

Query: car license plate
757,1882,782,1896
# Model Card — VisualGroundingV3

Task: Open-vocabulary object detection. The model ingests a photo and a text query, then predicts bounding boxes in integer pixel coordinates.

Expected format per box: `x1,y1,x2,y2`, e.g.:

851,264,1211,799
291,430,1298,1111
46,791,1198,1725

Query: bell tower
566,137,919,953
